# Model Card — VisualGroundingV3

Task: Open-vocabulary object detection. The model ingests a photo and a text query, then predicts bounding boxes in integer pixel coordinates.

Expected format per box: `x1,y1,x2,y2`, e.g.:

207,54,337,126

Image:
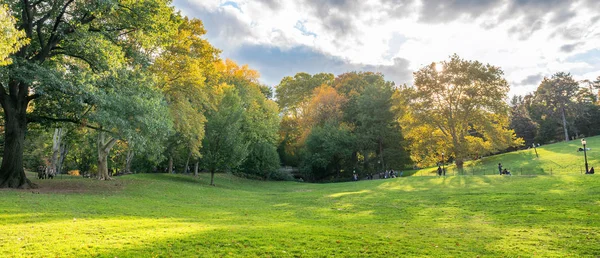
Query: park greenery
0,0,599,189
2,1,600,256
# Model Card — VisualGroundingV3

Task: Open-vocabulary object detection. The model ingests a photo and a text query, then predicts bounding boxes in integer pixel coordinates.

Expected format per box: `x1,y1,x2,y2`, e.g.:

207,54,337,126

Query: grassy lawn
411,136,600,176
1,170,599,257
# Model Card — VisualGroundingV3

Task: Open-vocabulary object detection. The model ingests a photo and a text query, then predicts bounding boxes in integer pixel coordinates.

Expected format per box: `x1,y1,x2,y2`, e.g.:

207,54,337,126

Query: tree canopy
400,54,522,169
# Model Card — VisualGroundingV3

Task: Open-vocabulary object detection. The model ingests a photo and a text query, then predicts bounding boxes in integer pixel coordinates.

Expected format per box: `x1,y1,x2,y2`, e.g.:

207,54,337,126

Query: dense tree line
0,1,280,188
1,2,599,188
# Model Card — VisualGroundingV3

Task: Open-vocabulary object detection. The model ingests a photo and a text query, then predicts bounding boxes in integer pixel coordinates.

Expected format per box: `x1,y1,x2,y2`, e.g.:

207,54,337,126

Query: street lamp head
582,138,587,146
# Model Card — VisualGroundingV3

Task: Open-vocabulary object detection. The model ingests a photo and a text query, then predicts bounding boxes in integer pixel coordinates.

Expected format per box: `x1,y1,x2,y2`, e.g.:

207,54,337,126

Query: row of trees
0,1,280,188
2,2,599,188
277,55,600,176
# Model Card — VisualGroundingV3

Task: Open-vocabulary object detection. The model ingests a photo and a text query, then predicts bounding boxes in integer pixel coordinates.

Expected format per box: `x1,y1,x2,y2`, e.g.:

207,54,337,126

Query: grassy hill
1,170,599,257
412,136,600,176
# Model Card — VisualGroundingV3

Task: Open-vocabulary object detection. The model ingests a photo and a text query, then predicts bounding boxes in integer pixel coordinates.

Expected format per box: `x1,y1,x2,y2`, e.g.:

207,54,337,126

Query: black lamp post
582,138,589,174
441,152,445,176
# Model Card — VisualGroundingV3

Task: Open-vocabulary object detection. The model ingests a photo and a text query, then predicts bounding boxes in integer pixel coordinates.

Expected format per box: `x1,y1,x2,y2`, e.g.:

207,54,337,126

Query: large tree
151,17,220,174
218,60,280,179
533,72,579,142
275,72,334,166
0,0,177,188
401,54,522,169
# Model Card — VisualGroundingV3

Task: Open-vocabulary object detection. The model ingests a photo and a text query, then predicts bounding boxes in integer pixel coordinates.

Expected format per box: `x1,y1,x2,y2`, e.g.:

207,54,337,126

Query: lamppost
533,143,538,158
441,152,445,176
582,138,589,174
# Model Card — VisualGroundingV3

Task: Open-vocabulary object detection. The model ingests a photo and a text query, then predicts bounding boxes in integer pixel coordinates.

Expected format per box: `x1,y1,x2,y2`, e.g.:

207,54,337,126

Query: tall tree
90,69,172,180
276,72,334,166
533,72,580,142
401,54,522,169
0,0,177,188
200,84,248,186
151,17,220,174
218,60,281,179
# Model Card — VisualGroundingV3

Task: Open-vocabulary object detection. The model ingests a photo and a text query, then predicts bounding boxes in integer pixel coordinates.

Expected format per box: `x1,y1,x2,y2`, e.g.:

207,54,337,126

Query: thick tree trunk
97,132,117,180
210,170,215,186
184,150,191,174
193,161,199,177
50,128,63,175
168,155,173,174
0,91,35,189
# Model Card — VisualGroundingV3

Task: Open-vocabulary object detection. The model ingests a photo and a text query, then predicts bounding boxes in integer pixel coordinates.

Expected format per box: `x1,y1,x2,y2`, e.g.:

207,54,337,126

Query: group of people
498,163,511,176
437,166,445,176
353,170,401,181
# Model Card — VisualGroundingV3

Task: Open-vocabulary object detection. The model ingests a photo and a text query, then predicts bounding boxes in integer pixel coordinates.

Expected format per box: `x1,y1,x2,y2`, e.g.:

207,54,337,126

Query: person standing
498,163,503,175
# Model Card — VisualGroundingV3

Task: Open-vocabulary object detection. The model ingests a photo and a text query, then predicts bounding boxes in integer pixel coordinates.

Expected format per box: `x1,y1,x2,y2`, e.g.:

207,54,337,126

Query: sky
173,0,600,97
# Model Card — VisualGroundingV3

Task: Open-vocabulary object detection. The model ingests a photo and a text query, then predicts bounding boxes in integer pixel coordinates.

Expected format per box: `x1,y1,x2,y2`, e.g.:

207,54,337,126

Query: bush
267,169,294,181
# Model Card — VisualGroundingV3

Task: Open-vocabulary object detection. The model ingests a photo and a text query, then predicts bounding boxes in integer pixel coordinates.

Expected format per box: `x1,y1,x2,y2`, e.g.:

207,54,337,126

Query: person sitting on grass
502,168,512,176
586,167,595,174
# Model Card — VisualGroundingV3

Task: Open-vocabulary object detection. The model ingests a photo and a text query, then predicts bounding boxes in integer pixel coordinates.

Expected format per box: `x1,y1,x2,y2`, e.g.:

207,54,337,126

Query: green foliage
200,85,248,176
219,60,280,179
152,17,221,159
531,72,580,142
402,54,522,168
241,141,281,179
0,5,28,66
301,123,355,181
91,69,173,162
275,72,334,114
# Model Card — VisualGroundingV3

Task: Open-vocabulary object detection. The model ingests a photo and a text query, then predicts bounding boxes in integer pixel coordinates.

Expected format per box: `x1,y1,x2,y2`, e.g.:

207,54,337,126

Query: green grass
412,136,600,176
1,171,599,257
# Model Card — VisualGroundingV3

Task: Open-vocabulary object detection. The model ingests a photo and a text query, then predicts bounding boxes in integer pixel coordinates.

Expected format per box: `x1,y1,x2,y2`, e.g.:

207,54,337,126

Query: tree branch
0,82,6,97
103,137,119,153
26,93,41,102
26,115,113,134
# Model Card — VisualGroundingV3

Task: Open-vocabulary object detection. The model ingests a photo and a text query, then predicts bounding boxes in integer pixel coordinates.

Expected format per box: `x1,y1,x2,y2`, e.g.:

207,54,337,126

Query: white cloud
173,0,600,95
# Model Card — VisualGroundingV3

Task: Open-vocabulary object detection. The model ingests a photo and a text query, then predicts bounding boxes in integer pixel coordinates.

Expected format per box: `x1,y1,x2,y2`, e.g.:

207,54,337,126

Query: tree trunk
455,158,464,170
561,107,569,142
0,90,35,189
50,128,63,175
125,148,134,173
184,150,192,174
210,169,215,186
57,142,68,174
168,155,173,174
193,161,199,177
97,132,118,180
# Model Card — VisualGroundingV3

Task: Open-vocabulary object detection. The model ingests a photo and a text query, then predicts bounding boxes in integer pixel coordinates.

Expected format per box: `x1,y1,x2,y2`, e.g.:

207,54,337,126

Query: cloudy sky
173,0,600,97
